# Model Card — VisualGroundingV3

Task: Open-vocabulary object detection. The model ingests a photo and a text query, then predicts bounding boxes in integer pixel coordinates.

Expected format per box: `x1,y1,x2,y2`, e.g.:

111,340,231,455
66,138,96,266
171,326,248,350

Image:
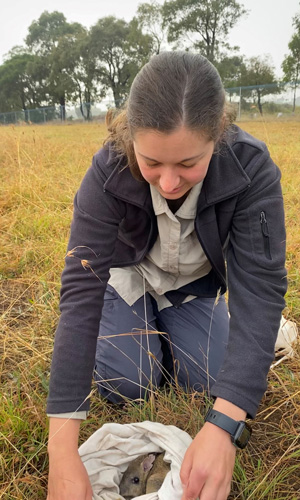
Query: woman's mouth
160,186,183,195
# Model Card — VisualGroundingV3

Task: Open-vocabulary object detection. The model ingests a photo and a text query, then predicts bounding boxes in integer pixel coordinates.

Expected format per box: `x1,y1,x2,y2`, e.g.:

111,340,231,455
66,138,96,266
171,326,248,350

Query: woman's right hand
47,449,93,500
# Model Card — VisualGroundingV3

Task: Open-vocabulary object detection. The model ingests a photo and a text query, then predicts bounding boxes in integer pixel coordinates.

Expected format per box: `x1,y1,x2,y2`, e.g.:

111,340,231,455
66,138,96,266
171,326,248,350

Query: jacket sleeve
211,144,287,418
46,150,126,414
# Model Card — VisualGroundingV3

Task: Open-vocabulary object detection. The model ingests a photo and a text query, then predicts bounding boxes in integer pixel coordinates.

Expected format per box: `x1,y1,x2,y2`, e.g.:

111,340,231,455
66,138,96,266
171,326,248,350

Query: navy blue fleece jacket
47,125,287,418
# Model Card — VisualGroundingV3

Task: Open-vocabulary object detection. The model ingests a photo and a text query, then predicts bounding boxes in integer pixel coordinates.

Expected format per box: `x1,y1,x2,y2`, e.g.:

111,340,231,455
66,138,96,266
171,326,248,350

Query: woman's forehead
133,127,213,158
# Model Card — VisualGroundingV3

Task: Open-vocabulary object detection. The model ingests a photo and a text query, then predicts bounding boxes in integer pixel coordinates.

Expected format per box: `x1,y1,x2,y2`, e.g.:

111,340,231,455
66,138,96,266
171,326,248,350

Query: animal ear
142,454,156,472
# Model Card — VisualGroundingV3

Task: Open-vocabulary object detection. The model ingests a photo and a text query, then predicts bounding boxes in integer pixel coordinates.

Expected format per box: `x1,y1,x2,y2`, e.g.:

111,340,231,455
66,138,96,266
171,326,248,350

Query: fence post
238,87,242,121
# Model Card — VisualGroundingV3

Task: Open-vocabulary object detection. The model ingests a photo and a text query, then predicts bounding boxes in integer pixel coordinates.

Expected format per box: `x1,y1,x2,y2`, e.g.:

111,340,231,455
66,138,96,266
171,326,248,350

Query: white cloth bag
79,421,193,500
275,316,298,358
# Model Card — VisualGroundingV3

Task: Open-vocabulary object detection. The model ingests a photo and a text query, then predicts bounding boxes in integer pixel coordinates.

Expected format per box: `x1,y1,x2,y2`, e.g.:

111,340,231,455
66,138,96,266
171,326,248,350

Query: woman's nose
159,169,180,193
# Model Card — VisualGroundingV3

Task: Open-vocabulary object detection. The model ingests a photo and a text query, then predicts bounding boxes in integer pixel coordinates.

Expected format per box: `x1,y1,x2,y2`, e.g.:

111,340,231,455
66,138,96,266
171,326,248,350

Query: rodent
119,452,170,499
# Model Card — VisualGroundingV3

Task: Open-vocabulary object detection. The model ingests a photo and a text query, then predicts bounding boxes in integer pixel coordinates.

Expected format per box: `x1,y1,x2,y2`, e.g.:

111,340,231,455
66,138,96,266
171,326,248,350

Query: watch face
235,422,252,449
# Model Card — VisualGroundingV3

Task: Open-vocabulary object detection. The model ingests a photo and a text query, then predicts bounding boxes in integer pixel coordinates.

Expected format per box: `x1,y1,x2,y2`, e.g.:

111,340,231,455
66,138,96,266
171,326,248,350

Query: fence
226,81,300,120
0,101,113,125
0,82,299,125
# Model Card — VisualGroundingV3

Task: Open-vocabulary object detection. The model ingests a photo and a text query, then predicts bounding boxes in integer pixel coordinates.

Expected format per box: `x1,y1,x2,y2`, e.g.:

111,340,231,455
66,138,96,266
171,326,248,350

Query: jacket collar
202,144,250,206
104,151,151,208
103,143,251,208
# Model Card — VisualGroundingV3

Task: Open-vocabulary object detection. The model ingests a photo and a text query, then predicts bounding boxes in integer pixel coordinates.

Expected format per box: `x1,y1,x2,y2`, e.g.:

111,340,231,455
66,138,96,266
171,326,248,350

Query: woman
46,51,287,500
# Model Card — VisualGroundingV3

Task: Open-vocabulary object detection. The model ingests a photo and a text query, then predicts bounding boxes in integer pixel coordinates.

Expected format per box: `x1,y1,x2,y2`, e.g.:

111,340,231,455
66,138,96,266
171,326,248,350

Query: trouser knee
94,353,164,404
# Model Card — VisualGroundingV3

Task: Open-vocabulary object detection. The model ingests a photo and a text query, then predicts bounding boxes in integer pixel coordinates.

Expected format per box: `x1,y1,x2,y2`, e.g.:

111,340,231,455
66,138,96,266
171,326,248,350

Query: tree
90,16,152,108
135,0,168,54
293,11,300,32
50,29,104,120
68,30,102,119
282,13,300,112
240,56,280,115
26,11,85,119
216,55,246,88
0,50,41,116
162,0,247,63
26,11,81,54
49,28,101,120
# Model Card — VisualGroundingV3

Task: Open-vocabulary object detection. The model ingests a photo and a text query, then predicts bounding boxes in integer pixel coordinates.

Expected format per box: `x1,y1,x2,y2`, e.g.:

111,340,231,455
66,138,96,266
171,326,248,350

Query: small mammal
119,452,170,499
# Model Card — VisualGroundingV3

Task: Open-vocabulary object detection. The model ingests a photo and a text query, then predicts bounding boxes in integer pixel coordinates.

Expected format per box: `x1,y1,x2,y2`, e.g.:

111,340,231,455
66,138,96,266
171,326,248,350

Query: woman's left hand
180,422,236,500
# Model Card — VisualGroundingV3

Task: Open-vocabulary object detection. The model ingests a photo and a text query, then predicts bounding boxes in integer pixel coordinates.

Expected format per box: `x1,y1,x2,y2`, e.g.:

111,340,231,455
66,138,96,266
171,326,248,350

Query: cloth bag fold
79,421,193,500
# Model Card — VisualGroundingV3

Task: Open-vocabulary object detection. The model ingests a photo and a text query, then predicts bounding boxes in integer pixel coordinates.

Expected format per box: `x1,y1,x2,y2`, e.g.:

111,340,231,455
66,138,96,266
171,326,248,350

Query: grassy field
0,121,299,499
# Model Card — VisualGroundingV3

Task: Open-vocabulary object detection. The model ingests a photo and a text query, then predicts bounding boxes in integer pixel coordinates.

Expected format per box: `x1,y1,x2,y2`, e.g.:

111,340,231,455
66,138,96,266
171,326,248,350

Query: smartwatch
204,409,252,449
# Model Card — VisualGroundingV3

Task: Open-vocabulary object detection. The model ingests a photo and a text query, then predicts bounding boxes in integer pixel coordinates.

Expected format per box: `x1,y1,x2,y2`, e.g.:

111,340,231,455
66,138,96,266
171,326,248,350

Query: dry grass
0,121,299,499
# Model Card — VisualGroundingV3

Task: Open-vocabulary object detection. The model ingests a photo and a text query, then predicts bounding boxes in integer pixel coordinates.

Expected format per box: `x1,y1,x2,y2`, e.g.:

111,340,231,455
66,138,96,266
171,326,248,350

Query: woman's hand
47,417,92,500
47,449,93,500
180,422,236,500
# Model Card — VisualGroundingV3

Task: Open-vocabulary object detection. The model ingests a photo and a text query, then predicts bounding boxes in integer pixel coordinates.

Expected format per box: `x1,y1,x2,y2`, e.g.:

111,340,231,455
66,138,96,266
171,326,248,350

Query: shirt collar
150,181,203,219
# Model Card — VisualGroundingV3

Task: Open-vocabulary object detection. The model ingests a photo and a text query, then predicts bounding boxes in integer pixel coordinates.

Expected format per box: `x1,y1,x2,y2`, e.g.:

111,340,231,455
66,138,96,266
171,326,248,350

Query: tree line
0,0,299,118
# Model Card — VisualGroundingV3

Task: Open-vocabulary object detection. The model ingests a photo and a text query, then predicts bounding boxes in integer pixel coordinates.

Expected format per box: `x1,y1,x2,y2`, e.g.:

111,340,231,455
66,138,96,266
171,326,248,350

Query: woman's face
133,126,215,199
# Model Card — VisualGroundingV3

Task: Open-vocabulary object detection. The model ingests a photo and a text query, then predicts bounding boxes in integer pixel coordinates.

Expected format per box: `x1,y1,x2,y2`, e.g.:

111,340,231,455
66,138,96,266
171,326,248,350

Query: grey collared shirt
109,181,211,311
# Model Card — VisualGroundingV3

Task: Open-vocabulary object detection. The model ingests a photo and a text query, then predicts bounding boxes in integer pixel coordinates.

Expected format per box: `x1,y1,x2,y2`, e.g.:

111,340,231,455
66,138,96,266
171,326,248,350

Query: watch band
205,409,240,434
205,409,252,449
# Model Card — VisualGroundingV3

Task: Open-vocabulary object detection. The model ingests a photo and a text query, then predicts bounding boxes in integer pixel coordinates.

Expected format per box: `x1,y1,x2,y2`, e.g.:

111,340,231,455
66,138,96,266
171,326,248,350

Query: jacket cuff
47,411,88,420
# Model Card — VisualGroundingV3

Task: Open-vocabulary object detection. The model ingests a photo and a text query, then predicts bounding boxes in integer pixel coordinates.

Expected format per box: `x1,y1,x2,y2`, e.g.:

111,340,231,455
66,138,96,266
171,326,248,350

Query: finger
214,481,231,500
180,451,193,487
182,484,199,500
198,475,230,500
182,482,203,500
182,467,206,500
214,472,232,500
86,486,93,500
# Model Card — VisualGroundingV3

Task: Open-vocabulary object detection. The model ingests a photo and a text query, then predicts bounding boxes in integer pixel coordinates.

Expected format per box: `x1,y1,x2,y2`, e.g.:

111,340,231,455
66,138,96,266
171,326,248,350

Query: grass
0,121,299,499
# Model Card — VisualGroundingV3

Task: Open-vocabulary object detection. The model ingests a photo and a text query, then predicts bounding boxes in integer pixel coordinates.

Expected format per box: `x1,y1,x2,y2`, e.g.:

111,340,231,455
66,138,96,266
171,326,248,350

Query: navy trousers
94,285,229,403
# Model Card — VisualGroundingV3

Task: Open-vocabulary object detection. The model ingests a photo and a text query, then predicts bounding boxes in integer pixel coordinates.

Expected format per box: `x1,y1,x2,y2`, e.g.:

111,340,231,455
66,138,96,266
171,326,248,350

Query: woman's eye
144,162,196,168
180,163,195,168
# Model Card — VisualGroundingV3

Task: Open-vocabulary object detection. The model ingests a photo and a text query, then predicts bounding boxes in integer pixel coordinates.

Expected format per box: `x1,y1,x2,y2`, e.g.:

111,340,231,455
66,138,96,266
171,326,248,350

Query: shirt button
157,288,163,294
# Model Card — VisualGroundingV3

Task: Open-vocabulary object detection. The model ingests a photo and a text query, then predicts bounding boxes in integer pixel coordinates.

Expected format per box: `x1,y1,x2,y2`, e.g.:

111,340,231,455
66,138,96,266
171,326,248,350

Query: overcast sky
1,0,299,77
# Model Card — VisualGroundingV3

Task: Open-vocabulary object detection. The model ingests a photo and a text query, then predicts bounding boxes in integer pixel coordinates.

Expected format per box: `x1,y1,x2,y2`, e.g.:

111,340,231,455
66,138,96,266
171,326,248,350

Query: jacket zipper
194,225,226,291
260,211,272,260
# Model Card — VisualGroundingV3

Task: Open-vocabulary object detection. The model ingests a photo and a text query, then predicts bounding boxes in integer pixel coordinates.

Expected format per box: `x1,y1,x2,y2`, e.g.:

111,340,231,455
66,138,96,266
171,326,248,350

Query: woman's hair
104,51,235,180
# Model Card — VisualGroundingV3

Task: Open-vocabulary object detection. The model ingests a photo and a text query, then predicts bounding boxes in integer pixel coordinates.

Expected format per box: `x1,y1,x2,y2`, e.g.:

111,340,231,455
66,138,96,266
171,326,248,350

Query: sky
1,0,299,77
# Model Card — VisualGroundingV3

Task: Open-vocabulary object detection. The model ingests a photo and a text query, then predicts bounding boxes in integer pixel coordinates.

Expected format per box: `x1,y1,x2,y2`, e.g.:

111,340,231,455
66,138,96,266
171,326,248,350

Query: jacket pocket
247,197,286,270
260,211,272,260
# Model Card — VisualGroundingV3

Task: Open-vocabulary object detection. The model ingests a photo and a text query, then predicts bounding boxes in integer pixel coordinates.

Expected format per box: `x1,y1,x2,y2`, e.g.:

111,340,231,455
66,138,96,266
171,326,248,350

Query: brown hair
104,51,235,180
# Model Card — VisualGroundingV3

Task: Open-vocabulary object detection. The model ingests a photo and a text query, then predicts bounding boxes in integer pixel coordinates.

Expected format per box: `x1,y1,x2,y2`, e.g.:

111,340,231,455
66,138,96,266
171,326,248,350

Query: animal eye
132,477,140,484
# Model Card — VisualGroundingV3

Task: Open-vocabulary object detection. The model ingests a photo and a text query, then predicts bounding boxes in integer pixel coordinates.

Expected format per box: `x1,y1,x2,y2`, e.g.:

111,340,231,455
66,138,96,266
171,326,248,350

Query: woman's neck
166,191,190,213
